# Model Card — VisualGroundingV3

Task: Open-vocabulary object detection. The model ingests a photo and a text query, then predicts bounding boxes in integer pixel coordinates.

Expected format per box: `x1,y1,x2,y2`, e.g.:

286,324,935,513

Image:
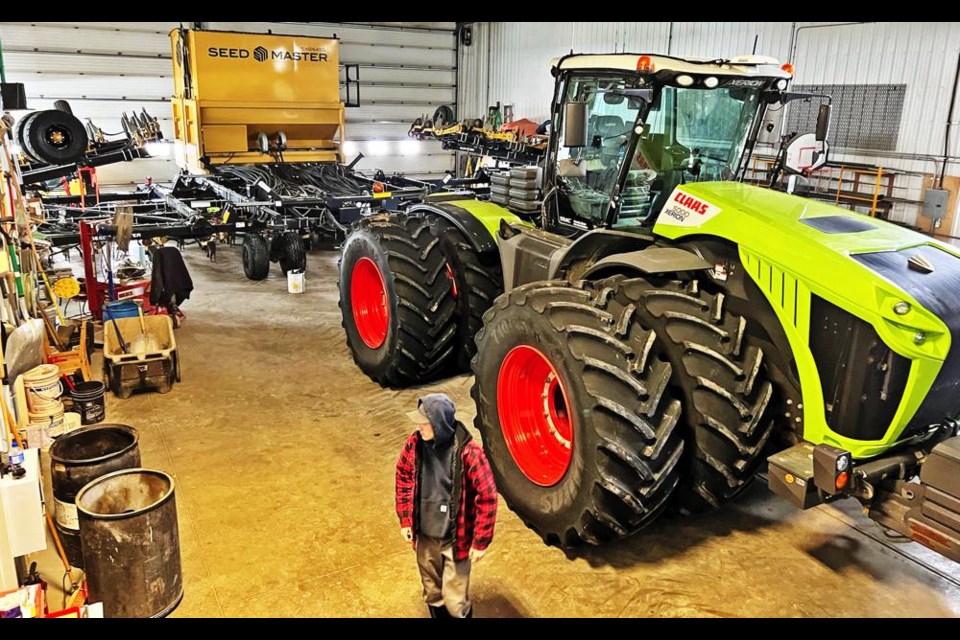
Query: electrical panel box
922,188,950,220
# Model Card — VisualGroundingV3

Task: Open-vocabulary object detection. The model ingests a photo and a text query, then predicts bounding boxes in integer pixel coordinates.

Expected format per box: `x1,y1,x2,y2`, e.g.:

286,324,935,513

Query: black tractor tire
339,213,457,387
14,111,43,163
22,109,89,165
472,279,684,547
53,100,73,115
278,231,306,275
425,215,503,372
623,276,776,513
432,105,455,129
241,234,270,281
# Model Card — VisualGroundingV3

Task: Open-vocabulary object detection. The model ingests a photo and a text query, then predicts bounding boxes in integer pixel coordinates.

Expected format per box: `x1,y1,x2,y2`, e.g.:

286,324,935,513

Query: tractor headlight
704,76,719,88
676,75,694,87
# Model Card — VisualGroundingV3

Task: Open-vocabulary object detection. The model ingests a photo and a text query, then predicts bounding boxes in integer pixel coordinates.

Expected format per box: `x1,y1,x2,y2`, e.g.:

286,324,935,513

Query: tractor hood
654,181,948,257
654,181,960,454
653,182,960,313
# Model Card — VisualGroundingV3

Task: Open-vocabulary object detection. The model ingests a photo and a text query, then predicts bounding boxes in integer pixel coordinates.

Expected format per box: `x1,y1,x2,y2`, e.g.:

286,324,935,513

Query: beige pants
416,536,472,618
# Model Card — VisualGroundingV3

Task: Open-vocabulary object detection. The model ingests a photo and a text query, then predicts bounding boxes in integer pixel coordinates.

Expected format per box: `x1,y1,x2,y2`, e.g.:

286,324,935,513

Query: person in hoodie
395,393,498,618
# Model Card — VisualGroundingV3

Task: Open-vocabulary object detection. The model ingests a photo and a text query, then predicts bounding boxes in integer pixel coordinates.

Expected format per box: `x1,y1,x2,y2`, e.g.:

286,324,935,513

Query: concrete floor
33,244,960,617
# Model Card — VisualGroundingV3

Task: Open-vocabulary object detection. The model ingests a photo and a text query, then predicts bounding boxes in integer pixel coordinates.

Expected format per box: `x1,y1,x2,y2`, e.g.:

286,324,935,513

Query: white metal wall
0,21,458,185
793,22,960,226
460,21,960,227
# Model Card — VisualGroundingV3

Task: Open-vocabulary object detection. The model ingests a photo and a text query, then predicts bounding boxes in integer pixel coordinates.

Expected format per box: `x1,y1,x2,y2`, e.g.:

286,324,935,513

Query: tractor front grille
809,295,911,440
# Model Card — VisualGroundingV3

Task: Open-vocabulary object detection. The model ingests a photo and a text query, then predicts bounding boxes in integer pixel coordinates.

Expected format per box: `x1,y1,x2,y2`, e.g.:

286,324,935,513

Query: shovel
130,304,157,354
109,316,129,354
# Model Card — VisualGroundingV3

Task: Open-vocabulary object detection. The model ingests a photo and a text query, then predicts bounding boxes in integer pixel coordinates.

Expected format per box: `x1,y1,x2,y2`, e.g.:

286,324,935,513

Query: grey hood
419,393,457,448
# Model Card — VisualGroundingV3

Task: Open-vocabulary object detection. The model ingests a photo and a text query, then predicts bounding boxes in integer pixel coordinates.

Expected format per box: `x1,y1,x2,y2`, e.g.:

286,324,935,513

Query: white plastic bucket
27,403,65,451
287,269,305,294
24,364,64,413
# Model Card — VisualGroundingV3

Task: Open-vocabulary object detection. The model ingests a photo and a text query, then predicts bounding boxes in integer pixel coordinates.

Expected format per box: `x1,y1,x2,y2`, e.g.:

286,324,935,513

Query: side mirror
815,103,831,142
603,92,625,105
563,102,588,148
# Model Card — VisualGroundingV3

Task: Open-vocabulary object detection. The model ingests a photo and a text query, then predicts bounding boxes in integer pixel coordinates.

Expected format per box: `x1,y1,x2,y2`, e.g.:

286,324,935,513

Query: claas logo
253,46,268,62
674,192,709,215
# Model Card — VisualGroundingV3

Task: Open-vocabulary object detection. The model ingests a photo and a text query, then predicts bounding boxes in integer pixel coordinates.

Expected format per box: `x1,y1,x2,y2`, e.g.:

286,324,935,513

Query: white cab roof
552,53,792,79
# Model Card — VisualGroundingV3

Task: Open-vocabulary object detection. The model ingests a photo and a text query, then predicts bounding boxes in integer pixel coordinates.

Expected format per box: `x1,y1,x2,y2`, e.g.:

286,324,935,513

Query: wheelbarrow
103,314,181,398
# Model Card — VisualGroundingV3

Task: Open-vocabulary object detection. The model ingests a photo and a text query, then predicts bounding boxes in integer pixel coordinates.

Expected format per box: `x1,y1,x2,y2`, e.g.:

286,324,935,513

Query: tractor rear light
637,56,655,73
776,79,788,90
835,471,849,491
781,62,795,75
813,444,853,495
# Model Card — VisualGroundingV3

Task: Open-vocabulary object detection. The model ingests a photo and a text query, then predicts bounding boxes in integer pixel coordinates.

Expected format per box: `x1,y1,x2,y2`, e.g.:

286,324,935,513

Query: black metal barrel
48,424,140,567
77,468,183,618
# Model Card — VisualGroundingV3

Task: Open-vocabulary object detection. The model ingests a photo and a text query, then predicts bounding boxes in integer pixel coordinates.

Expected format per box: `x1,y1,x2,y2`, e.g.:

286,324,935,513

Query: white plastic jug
287,269,305,294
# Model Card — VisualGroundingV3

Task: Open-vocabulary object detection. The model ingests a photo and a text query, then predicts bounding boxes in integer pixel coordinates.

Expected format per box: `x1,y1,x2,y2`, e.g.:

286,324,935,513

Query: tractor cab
545,53,795,232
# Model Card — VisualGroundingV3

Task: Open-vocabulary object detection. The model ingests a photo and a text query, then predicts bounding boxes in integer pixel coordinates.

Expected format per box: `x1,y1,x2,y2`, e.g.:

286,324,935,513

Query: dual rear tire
338,212,504,386
338,213,458,387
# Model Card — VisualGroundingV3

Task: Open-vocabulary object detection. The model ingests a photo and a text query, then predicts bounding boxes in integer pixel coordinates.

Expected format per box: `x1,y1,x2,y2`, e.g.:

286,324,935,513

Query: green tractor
339,53,960,561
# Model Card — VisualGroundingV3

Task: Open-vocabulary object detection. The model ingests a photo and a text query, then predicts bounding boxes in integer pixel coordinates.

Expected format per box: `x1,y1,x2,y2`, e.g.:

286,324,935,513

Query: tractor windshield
617,85,761,226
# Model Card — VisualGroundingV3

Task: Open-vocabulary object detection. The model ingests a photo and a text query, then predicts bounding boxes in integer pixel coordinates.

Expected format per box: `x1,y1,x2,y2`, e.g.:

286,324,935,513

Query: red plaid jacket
395,427,497,561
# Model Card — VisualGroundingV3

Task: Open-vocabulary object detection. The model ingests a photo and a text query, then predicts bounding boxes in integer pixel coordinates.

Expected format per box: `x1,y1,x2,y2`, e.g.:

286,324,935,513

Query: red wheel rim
351,257,389,349
497,345,574,486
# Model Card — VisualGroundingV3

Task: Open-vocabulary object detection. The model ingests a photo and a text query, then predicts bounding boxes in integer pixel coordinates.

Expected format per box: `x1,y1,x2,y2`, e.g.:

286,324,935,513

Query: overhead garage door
0,21,457,185
0,21,180,186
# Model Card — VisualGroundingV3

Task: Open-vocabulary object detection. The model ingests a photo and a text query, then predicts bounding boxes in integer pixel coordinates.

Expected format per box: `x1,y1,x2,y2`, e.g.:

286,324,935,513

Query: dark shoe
428,605,450,618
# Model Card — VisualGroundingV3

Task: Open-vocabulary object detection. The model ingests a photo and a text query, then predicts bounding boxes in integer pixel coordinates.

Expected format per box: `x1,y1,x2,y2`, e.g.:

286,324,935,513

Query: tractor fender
548,228,657,281
407,201,501,255
581,247,712,279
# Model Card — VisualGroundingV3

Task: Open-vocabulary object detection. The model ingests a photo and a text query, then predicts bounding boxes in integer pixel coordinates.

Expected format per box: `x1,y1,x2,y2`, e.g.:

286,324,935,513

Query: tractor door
548,74,649,230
